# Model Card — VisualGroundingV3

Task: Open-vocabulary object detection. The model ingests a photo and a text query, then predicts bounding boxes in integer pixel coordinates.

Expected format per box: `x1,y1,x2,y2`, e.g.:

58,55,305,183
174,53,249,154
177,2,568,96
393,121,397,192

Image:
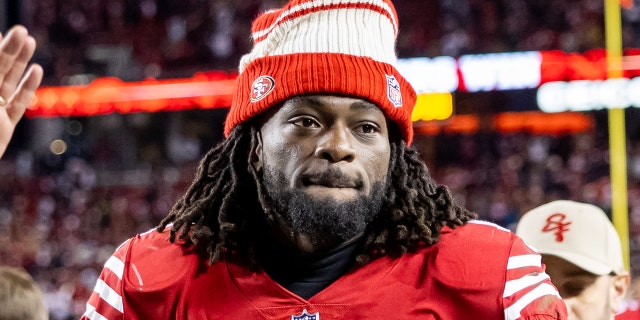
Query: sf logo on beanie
251,75,276,102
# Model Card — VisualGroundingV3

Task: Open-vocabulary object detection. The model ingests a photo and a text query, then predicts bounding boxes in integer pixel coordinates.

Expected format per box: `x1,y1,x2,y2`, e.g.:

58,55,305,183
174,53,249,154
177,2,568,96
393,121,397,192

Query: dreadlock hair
157,121,477,267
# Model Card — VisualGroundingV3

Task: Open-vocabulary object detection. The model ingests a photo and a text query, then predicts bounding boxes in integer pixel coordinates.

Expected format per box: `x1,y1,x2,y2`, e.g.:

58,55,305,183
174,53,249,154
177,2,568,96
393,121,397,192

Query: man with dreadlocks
83,0,567,319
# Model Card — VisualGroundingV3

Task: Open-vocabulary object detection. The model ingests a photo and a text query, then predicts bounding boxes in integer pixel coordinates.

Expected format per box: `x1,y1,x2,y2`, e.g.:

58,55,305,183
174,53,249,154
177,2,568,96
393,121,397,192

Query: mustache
300,168,363,188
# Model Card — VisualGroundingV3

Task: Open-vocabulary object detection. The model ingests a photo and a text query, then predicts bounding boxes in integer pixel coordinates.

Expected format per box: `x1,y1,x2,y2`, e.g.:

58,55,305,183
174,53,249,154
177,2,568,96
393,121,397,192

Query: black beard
261,167,387,248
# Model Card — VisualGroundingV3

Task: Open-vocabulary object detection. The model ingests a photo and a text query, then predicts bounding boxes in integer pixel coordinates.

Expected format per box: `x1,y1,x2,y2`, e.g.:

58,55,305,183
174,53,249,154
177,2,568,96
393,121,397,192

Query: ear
610,272,630,312
250,129,263,173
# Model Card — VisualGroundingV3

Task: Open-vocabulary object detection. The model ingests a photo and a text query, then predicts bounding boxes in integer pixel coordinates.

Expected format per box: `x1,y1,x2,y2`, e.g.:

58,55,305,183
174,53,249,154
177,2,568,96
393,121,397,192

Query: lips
301,170,362,189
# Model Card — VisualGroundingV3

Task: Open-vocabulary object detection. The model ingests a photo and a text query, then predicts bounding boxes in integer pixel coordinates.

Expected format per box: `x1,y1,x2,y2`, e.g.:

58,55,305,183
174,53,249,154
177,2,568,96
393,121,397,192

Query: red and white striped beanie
224,0,417,144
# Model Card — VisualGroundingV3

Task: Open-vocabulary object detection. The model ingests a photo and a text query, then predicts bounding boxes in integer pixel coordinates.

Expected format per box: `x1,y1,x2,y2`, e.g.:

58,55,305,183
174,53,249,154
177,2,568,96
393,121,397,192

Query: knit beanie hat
224,0,417,145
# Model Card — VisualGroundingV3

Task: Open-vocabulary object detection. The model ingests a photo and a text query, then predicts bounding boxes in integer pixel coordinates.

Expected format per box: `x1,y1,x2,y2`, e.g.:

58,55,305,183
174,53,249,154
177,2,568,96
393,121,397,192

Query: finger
0,26,28,76
0,35,36,99
7,64,43,124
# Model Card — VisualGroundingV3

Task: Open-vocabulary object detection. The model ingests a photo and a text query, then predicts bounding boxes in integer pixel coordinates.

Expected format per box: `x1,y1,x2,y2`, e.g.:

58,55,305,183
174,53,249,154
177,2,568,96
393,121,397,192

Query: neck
254,233,363,299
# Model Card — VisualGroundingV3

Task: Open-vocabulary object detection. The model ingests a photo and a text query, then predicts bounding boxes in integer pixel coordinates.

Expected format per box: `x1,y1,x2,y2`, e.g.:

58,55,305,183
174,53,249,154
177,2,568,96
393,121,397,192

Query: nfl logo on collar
291,309,319,320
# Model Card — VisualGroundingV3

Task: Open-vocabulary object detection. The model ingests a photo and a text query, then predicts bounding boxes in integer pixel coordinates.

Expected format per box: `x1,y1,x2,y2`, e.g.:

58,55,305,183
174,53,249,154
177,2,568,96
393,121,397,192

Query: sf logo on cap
542,213,572,242
251,75,276,102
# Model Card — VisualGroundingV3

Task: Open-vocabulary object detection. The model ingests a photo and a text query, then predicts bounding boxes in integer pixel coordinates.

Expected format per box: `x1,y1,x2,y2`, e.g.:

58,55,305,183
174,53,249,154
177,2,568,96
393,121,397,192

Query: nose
314,124,356,162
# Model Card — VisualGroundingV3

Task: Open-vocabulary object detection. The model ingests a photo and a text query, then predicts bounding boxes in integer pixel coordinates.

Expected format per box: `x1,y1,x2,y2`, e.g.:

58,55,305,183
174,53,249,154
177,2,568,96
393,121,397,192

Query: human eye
355,122,381,135
560,275,597,298
290,116,320,128
561,282,587,298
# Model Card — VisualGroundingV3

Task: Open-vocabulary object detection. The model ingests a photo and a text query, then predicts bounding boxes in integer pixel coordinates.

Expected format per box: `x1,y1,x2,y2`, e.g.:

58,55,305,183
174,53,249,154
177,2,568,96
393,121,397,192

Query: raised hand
0,25,43,159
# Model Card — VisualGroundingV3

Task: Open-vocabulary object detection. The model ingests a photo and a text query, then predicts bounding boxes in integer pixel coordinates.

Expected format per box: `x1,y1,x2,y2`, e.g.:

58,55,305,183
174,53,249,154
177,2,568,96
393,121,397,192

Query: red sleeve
80,238,131,320
501,233,568,319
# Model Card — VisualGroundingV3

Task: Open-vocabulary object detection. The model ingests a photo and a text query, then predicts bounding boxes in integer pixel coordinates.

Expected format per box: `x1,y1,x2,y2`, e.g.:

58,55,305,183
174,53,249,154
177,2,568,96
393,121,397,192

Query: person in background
616,276,640,319
516,200,631,320
82,0,567,318
0,25,43,159
0,26,47,320
0,266,48,320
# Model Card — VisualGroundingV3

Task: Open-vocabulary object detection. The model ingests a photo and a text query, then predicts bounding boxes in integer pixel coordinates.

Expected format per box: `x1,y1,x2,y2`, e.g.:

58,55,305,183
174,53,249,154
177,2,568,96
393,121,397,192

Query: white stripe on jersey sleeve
507,254,541,269
503,272,551,297
83,303,109,320
93,279,124,313
468,219,511,232
104,256,125,280
503,283,561,320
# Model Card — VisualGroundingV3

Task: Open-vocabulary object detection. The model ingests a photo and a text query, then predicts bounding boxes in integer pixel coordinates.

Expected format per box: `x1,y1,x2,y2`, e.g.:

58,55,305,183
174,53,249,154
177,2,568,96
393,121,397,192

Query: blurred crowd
13,0,640,85
3,0,640,318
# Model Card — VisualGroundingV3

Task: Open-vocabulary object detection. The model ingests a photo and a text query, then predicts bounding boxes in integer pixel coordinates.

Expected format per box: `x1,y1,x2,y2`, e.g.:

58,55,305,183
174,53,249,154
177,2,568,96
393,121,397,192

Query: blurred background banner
2,0,640,318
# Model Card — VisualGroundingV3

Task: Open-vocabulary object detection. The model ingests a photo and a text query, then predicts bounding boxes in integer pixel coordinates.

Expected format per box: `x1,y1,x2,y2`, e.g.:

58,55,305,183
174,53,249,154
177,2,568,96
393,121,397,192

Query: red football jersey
81,220,567,319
